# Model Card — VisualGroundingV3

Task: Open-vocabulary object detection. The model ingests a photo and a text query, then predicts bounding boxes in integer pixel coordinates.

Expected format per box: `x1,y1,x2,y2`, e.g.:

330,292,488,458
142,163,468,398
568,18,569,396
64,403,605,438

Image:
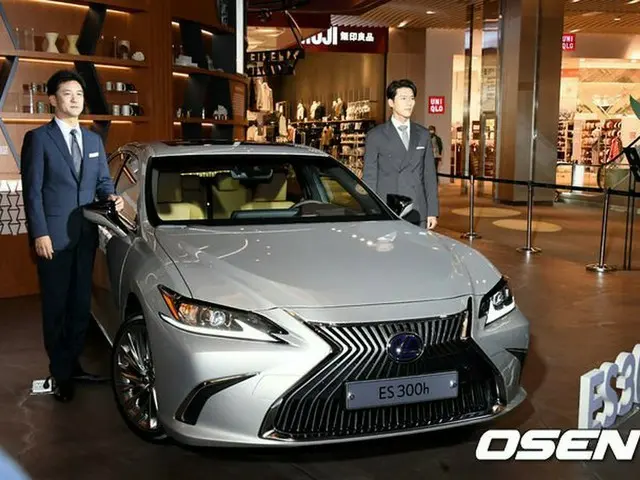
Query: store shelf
174,117,248,126
0,112,150,123
171,18,235,35
172,65,248,84
27,0,149,13
8,50,149,68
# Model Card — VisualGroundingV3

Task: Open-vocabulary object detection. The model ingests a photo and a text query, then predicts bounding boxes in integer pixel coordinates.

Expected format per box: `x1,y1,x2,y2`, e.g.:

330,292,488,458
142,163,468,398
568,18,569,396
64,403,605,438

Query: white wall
424,29,465,172
563,33,640,60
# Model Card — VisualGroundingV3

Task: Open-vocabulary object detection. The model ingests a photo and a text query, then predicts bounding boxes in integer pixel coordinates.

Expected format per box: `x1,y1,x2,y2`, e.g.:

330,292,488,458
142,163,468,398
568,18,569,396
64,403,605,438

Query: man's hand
34,235,54,260
108,195,124,212
427,216,438,230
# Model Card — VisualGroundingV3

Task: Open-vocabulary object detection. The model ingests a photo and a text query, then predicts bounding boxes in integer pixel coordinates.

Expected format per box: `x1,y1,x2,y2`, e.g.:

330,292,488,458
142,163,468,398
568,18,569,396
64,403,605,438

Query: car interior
152,165,365,222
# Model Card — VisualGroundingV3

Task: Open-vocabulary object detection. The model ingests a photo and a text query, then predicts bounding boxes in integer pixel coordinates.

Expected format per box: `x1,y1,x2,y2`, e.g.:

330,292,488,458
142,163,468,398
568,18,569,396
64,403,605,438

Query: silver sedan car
84,140,530,447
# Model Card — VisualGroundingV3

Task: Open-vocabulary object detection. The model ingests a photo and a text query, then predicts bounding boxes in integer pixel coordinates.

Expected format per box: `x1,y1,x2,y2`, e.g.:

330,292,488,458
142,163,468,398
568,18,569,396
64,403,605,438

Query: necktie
398,125,409,150
70,129,82,176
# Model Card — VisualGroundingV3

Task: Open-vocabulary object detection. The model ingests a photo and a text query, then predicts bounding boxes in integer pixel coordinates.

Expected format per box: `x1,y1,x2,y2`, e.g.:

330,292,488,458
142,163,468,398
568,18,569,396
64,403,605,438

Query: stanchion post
587,188,617,273
627,176,637,270
462,174,481,240
517,181,542,255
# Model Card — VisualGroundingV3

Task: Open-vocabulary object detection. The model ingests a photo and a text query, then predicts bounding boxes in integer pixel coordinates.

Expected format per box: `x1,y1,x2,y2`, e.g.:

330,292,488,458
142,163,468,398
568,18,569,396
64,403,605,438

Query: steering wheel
290,199,326,209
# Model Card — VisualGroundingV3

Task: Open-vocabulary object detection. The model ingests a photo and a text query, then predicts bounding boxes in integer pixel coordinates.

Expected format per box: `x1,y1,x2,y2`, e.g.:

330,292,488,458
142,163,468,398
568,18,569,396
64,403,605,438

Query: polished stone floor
1,227,639,479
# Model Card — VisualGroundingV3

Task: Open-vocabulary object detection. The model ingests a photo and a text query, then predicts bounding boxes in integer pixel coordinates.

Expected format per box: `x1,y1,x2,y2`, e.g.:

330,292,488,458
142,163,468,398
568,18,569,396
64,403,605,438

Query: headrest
181,175,201,191
214,173,241,192
157,172,182,203
254,173,287,202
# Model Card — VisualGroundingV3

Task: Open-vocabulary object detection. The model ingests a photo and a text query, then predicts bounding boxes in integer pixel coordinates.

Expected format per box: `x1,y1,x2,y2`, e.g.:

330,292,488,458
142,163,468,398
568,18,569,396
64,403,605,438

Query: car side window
114,153,140,228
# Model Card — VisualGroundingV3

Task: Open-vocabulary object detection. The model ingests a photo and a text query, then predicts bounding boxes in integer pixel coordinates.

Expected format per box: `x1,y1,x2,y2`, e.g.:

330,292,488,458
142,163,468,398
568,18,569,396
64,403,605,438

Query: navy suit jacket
20,119,116,252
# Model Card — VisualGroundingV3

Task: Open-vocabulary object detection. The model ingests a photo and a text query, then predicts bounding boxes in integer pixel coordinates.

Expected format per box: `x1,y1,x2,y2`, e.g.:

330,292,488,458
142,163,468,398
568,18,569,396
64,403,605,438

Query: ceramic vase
66,34,79,55
45,32,59,53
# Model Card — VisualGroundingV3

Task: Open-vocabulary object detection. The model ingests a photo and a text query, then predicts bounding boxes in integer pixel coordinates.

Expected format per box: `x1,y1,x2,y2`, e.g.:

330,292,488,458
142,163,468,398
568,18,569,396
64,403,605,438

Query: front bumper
145,297,529,447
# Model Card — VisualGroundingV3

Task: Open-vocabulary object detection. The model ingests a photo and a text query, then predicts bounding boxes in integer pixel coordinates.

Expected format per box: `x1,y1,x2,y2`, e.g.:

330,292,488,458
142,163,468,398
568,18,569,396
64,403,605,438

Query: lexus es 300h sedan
84,140,530,447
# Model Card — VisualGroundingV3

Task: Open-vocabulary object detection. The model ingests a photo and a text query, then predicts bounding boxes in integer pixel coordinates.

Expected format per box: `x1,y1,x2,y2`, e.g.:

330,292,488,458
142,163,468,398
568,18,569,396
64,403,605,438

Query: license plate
345,371,458,410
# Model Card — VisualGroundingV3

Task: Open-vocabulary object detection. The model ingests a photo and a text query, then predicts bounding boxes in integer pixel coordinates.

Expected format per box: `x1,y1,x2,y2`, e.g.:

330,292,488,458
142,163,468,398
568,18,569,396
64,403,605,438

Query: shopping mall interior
0,0,640,478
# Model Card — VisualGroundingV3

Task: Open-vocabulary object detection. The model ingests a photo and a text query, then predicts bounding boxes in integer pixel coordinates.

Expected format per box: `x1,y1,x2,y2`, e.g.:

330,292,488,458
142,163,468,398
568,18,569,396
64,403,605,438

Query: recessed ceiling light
426,10,436,15
628,0,640,5
570,28,581,33
614,17,621,21
398,20,408,28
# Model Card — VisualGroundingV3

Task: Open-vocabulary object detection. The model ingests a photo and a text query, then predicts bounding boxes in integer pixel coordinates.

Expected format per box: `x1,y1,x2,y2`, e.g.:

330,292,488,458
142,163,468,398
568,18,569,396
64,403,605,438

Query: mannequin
310,101,319,120
260,80,273,112
278,113,287,137
254,78,264,112
334,97,344,119
296,102,305,121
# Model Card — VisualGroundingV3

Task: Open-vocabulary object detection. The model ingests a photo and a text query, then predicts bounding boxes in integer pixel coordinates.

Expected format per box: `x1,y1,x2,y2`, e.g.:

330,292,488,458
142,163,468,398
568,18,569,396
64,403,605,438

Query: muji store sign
301,26,388,54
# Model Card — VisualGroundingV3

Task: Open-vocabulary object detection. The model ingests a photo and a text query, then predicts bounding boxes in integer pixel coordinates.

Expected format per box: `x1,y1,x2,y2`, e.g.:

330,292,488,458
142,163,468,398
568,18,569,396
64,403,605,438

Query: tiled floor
1,223,640,479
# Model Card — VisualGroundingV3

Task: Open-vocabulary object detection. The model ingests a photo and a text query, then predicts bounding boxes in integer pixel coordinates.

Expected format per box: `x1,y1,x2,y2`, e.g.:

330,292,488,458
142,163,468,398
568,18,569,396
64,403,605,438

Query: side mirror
387,193,420,223
83,199,129,238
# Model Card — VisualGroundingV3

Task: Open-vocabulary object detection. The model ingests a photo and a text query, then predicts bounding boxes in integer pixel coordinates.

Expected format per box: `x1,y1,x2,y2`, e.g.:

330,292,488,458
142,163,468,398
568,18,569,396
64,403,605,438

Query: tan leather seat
241,173,294,211
181,175,207,213
156,172,205,221
211,173,250,218
321,178,359,209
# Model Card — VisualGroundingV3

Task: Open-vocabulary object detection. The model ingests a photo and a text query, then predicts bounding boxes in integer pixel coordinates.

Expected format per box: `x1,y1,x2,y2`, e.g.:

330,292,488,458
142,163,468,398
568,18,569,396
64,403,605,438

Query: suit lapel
383,121,407,165
80,127,92,183
47,120,79,183
398,122,420,169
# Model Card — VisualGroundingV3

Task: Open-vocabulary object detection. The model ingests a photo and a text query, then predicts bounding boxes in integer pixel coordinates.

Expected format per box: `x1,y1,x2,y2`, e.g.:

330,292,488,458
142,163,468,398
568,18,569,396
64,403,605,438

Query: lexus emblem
387,333,424,363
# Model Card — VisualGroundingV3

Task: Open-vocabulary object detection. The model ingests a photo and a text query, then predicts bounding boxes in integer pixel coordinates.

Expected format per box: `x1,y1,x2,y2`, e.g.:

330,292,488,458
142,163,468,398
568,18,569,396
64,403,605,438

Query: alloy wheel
112,315,167,441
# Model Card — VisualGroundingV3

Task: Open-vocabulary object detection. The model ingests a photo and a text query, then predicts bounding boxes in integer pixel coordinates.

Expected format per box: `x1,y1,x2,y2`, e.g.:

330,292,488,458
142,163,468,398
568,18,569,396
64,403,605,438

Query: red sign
562,33,576,51
301,26,388,54
428,96,445,115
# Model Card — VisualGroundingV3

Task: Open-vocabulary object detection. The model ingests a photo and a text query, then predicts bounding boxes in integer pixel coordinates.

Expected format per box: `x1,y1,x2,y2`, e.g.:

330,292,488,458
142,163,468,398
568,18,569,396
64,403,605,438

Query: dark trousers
36,239,97,381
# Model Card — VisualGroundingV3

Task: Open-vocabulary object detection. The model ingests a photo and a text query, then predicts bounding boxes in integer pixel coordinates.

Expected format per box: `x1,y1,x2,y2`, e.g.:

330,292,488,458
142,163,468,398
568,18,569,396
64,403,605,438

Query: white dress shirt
391,115,410,145
54,116,83,157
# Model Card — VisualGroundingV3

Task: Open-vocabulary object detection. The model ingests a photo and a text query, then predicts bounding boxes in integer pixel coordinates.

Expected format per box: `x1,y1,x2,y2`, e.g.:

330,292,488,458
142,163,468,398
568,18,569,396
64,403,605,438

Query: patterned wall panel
0,179,26,235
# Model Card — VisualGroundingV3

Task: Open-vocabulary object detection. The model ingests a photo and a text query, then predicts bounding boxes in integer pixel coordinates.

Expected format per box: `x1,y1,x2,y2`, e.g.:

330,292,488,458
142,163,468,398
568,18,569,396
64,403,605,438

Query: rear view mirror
231,166,273,181
83,200,129,238
387,194,421,226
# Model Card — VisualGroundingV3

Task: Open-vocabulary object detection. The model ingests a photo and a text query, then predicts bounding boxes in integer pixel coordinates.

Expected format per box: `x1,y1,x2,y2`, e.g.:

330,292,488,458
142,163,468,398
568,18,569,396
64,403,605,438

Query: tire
111,312,169,443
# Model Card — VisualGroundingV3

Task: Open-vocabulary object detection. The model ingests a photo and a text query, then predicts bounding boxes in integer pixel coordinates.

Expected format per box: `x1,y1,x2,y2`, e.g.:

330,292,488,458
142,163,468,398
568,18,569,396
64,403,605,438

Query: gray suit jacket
362,119,439,223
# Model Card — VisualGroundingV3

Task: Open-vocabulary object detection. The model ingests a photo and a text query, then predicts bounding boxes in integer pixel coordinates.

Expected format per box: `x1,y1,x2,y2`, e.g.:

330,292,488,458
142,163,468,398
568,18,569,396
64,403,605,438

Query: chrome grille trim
260,306,501,441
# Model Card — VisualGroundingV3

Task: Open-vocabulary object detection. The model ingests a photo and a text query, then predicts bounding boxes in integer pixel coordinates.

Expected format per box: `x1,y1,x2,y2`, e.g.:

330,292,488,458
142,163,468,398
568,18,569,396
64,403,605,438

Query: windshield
146,154,395,226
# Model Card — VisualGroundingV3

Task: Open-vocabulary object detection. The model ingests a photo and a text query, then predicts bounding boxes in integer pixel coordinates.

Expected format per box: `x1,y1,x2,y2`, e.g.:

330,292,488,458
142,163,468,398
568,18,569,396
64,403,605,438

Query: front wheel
111,313,168,443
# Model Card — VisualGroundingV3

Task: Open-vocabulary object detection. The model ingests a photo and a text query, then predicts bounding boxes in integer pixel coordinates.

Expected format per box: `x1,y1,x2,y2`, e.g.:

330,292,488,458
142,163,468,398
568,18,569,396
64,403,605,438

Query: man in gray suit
362,79,439,229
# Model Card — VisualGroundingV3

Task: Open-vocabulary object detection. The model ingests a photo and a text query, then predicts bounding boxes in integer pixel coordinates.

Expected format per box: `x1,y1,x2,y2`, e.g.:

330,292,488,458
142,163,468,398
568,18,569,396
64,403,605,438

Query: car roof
135,140,330,158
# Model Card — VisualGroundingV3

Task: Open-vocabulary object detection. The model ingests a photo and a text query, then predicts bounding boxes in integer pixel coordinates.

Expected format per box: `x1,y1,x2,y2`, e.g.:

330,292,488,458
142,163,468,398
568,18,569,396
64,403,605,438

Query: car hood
154,221,501,310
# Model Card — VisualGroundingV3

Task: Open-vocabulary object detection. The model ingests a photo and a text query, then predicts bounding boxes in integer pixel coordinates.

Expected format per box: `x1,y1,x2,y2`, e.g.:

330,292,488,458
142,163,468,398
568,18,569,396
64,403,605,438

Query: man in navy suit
20,70,123,402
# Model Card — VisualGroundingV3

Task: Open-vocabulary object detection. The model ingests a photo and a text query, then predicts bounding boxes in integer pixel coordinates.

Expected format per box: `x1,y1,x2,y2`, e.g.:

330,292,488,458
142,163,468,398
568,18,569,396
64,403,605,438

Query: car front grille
260,307,502,441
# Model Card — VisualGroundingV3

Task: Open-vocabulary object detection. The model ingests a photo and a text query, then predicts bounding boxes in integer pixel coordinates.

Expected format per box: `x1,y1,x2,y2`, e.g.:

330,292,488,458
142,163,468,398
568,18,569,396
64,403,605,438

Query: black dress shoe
72,366,109,383
53,380,75,403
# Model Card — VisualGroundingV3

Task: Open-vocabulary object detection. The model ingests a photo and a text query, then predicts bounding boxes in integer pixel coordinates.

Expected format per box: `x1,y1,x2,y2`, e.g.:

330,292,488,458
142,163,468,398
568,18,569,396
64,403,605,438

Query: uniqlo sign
428,96,445,114
562,33,576,51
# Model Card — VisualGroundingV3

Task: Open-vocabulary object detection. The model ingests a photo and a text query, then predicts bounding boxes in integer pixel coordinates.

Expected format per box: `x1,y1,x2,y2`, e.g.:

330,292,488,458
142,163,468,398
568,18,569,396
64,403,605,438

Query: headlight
479,277,515,326
158,286,287,342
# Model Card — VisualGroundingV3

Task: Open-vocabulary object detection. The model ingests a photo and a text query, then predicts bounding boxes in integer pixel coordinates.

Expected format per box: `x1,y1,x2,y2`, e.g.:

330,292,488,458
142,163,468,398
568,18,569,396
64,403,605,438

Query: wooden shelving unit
170,0,248,142
0,0,248,299
0,0,158,170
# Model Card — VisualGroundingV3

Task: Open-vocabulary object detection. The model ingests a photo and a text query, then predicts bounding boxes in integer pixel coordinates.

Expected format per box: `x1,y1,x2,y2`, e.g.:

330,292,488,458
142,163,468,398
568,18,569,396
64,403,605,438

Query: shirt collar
391,115,410,130
54,116,81,137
